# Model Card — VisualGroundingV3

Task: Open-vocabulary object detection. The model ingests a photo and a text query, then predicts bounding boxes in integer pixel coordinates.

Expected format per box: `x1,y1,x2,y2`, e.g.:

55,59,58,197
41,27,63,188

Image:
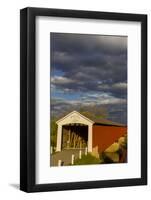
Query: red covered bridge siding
55,111,127,156
93,125,127,153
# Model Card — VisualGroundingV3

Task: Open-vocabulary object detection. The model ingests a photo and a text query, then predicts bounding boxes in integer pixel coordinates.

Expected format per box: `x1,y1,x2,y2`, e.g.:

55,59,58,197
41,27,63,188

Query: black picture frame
20,7,147,192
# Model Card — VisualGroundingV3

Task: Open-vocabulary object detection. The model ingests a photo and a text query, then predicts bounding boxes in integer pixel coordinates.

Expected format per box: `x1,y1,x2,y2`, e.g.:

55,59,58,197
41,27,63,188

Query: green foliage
101,152,115,163
79,111,95,119
99,153,105,163
79,106,108,120
50,118,57,148
122,134,127,149
74,153,100,165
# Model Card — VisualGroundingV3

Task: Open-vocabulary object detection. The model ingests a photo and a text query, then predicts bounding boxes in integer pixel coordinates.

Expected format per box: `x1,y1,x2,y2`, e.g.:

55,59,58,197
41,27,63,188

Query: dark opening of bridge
61,124,88,149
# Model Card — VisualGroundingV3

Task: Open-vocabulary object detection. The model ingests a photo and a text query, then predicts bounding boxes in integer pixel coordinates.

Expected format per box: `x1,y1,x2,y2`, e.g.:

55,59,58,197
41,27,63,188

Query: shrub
101,152,114,163
74,153,100,165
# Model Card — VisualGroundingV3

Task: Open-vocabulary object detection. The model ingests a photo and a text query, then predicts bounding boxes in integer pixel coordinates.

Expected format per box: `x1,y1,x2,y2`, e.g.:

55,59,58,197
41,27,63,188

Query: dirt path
50,149,85,166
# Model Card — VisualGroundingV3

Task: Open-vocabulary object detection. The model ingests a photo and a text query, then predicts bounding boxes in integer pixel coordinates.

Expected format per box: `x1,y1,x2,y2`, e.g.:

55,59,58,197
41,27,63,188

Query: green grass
74,153,100,165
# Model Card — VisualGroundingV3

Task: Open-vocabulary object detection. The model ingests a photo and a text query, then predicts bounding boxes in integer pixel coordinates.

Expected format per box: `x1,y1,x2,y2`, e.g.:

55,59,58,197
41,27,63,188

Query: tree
79,105,108,120
50,117,57,149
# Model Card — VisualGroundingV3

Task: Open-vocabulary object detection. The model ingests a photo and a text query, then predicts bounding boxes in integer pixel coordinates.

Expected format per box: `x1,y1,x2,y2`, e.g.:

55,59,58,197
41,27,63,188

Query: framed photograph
20,7,147,192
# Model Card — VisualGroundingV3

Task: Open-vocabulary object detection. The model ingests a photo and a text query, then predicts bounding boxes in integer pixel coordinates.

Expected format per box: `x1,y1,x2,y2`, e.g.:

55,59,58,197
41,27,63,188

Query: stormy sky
50,33,127,124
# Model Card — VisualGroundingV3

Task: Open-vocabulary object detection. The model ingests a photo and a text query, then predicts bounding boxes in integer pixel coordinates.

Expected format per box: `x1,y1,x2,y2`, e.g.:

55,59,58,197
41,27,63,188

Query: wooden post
68,129,71,147
71,154,75,165
73,133,76,148
79,150,82,159
80,140,82,149
56,124,62,152
85,147,88,155
58,160,62,166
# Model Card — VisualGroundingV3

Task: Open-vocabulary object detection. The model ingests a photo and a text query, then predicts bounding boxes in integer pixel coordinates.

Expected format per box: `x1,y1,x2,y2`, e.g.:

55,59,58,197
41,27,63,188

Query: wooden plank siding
92,125,127,153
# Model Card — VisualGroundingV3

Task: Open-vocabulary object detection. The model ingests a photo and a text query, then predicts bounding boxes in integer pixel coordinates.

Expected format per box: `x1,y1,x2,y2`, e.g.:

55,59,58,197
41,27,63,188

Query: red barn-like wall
93,125,127,153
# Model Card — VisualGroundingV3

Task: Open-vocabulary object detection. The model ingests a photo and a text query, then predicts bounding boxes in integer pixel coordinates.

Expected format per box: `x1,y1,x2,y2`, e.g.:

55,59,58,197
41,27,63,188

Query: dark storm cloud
51,33,127,97
51,33,127,55
50,33,127,124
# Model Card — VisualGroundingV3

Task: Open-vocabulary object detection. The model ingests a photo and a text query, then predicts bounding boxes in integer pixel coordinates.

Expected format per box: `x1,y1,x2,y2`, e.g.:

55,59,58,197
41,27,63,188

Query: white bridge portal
56,111,94,152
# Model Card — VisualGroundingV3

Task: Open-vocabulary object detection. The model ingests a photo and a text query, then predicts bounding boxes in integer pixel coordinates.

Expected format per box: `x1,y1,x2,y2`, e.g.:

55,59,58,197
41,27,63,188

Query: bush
74,153,100,165
100,152,114,163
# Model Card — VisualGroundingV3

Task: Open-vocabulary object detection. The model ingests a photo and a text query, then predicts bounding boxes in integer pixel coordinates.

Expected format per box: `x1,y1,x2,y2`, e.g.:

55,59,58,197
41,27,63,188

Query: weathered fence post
58,160,62,166
79,150,82,159
85,147,88,155
71,154,75,165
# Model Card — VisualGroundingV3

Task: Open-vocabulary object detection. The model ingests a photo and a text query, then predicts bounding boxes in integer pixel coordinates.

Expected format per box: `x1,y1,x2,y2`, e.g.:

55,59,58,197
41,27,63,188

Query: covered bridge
56,111,127,155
